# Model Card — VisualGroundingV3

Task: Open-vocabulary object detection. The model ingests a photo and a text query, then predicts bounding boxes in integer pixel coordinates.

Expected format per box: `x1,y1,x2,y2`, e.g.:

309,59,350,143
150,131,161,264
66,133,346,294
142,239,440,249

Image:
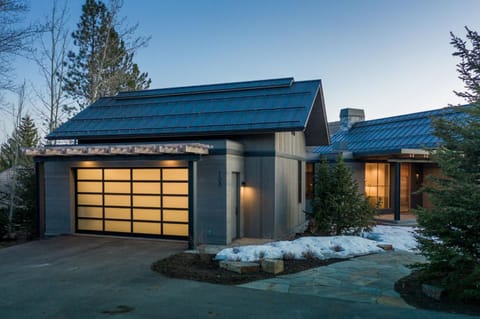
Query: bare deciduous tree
32,0,70,136
0,0,38,91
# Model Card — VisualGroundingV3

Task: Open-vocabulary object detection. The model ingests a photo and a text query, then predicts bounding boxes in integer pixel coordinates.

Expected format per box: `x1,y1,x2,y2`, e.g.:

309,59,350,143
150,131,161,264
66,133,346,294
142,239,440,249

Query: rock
261,259,284,274
219,261,260,274
422,284,444,301
377,244,393,251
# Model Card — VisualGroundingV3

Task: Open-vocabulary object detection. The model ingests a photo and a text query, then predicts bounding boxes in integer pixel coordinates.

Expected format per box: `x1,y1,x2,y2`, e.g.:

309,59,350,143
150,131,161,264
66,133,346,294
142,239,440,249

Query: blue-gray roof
48,77,329,146
313,106,468,156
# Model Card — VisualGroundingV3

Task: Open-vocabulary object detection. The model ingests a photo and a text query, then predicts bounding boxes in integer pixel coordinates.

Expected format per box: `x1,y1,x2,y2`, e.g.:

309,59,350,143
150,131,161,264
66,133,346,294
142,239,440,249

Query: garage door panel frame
75,166,190,240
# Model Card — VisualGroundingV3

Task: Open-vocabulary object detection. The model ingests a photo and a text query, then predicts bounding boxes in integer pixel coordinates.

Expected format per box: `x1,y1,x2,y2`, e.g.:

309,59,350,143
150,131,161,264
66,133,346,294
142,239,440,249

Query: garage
75,167,189,239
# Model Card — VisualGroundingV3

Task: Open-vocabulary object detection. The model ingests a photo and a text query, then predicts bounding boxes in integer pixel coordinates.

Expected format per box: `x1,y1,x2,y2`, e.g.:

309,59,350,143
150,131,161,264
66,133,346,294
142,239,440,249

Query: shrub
311,155,376,235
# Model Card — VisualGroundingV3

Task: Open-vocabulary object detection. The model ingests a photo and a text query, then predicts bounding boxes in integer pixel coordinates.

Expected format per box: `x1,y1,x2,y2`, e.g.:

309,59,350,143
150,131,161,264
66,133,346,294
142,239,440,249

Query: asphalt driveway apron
0,237,472,319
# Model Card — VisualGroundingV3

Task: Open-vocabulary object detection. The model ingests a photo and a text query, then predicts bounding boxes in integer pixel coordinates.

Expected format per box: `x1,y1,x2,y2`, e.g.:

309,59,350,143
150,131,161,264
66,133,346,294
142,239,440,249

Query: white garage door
75,167,189,238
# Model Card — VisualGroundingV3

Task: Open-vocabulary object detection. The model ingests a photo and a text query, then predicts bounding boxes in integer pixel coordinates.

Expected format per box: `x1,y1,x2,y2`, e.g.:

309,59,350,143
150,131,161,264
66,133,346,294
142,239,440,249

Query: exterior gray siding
44,161,74,235
274,132,307,237
191,139,246,245
239,134,276,239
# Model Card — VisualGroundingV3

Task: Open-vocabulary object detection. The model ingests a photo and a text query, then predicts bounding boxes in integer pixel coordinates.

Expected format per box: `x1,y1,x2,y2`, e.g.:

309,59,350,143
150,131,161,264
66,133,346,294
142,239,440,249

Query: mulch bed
395,270,480,316
151,252,344,285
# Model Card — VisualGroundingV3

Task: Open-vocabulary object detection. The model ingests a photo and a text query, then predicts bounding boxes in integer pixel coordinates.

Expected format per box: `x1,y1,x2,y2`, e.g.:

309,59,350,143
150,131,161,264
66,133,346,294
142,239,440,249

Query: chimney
340,108,365,130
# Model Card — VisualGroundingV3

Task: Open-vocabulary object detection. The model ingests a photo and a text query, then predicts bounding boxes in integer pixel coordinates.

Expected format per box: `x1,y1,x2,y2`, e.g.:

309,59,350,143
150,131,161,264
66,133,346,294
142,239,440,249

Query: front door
231,172,241,239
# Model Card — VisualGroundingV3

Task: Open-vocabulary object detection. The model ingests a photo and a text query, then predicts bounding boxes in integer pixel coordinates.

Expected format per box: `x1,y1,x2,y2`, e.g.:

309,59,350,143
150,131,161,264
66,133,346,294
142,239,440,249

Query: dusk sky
4,0,480,140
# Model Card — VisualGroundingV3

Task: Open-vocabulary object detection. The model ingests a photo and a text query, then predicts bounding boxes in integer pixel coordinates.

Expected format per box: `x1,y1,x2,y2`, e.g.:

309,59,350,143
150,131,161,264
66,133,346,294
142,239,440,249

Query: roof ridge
352,105,465,128
113,77,295,100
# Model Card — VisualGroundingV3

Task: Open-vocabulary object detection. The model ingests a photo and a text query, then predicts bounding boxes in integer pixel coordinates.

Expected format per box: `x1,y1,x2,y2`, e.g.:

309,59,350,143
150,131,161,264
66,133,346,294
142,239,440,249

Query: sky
2,0,480,141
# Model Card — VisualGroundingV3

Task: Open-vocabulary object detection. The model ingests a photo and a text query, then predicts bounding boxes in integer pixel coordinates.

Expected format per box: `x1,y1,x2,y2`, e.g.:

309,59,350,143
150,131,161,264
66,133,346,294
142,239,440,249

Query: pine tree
311,155,375,235
311,158,333,234
63,0,151,110
0,115,39,171
0,115,39,238
415,27,480,303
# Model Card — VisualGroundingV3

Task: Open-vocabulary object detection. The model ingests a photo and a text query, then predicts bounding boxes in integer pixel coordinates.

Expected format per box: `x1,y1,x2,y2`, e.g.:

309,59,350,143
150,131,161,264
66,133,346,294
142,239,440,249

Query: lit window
365,163,390,209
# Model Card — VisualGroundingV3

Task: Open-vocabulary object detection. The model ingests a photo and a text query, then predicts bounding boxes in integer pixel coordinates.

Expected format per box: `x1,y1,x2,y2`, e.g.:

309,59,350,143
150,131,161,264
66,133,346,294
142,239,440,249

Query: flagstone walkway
239,251,425,309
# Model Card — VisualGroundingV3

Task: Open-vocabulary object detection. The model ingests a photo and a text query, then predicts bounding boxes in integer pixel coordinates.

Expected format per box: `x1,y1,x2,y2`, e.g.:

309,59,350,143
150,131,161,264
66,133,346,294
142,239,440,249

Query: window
365,163,390,209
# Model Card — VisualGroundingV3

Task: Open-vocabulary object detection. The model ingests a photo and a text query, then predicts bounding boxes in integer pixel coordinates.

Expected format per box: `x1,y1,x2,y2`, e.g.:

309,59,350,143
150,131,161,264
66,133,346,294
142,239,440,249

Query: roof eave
47,126,307,141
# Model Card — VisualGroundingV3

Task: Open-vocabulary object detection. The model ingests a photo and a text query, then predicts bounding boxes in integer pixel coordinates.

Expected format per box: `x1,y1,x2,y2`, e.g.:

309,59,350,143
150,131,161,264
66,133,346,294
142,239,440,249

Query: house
311,106,467,221
27,77,329,247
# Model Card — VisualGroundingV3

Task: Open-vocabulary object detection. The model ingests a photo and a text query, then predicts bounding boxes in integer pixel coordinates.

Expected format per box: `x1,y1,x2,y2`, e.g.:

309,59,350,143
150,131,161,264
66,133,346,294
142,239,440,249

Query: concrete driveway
0,236,474,319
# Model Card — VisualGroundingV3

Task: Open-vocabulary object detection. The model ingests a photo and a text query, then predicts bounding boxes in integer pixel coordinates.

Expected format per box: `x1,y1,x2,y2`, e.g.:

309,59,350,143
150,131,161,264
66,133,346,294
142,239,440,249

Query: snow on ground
215,225,418,262
362,225,419,252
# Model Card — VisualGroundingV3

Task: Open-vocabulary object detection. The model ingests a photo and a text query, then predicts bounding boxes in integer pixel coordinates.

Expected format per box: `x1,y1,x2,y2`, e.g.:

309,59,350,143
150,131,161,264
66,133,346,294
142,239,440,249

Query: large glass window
75,167,189,238
365,163,390,209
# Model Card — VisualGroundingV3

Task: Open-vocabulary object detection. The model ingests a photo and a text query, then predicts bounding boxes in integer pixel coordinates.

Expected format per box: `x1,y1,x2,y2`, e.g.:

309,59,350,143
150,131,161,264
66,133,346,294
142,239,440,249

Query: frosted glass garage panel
78,219,102,231
77,169,102,180
163,169,188,181
133,182,160,194
77,181,102,193
132,169,160,180
105,207,131,220
77,194,102,206
104,169,130,180
133,222,160,234
104,195,131,207
105,220,131,232
133,209,160,221
163,210,188,223
163,196,188,209
163,223,188,236
76,166,189,238
133,195,160,208
77,206,102,218
105,182,130,194
162,182,188,195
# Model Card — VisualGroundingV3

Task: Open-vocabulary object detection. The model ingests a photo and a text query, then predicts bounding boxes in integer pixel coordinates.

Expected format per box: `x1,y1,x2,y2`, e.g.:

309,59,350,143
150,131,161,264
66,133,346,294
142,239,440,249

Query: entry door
231,172,241,239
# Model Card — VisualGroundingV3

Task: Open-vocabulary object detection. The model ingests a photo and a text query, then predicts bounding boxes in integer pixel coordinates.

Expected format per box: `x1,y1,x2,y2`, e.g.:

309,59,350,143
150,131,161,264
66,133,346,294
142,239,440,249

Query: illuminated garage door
75,168,189,239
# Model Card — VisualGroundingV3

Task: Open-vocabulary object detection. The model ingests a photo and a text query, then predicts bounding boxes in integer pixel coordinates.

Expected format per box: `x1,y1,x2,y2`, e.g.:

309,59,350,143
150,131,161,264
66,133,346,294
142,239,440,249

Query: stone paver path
239,251,425,309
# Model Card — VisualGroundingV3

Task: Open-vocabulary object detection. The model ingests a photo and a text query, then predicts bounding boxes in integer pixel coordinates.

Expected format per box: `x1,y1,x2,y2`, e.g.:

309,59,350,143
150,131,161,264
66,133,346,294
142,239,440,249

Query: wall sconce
241,181,246,187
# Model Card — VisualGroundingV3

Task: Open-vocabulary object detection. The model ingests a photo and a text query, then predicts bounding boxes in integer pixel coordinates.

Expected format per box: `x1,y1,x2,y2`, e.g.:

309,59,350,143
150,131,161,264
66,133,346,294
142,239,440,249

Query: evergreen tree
64,0,151,110
311,158,333,234
311,155,375,235
0,115,38,238
415,26,480,303
0,115,39,171
11,166,36,238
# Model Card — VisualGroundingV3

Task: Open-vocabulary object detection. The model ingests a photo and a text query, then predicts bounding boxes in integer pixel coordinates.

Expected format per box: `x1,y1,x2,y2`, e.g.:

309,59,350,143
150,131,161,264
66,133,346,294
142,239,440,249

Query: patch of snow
215,236,383,262
362,225,418,252
215,225,419,262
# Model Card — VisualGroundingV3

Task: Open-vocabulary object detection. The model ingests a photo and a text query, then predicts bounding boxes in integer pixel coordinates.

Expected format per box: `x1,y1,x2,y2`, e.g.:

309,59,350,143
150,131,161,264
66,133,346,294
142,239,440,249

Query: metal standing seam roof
47,77,328,144
313,106,468,156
